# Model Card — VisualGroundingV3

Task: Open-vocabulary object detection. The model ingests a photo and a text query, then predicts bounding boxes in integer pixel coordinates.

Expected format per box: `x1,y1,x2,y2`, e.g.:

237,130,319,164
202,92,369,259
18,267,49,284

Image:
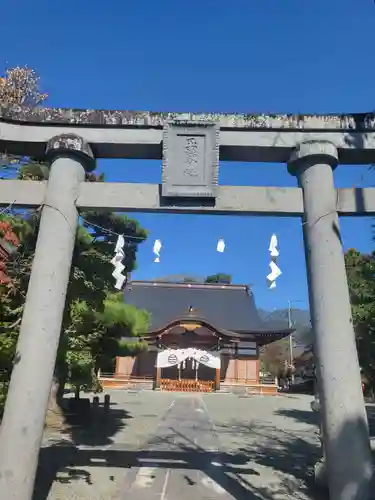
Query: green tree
0,203,149,413
0,212,39,416
345,248,375,394
62,293,150,399
205,273,232,284
0,66,151,418
260,338,291,380
183,277,199,283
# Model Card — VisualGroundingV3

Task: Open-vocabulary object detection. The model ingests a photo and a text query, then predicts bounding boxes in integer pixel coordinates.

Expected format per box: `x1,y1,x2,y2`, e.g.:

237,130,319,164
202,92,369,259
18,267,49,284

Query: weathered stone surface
45,133,95,172
162,121,219,198
288,141,339,174
1,102,375,130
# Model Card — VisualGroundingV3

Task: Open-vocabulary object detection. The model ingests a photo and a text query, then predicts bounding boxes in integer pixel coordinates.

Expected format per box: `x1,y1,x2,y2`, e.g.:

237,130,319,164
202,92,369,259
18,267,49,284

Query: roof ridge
129,280,250,291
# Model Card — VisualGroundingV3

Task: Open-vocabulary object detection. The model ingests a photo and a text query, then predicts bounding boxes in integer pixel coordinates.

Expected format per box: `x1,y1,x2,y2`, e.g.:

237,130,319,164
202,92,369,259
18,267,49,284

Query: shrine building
100,280,293,394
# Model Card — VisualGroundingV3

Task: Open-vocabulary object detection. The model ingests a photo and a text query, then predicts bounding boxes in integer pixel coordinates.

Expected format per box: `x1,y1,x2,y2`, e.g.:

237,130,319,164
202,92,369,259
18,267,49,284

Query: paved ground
33,390,366,500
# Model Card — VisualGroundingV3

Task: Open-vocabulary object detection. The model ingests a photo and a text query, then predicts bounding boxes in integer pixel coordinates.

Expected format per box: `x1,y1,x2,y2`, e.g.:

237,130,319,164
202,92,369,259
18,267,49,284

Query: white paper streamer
112,235,127,290
269,234,279,258
267,260,282,282
153,239,162,263
267,234,281,289
217,238,225,253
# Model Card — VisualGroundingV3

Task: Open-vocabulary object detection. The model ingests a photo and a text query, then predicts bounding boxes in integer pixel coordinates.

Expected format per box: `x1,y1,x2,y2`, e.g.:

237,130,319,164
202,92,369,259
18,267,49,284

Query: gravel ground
32,391,374,500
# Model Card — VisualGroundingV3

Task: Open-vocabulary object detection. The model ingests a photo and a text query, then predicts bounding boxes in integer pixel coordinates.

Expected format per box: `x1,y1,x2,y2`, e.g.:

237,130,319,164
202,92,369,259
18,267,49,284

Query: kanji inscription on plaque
162,121,219,198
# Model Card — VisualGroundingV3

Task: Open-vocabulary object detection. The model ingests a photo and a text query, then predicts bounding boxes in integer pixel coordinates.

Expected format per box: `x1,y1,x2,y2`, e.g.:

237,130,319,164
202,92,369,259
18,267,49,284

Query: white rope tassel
267,260,282,281
267,234,281,289
153,239,162,263
112,235,127,290
269,234,279,258
217,238,225,253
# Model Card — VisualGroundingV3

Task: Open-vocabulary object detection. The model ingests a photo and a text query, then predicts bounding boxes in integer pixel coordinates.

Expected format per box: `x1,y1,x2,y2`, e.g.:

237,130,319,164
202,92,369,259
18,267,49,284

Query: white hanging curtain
156,348,220,369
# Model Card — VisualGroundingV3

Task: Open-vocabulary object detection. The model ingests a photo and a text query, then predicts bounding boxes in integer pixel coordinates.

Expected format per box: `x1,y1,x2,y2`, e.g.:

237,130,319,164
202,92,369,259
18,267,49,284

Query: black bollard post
104,394,110,411
92,396,99,410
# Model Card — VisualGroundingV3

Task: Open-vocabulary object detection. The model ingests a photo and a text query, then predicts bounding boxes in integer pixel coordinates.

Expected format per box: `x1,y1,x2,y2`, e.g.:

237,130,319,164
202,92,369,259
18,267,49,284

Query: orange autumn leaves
0,65,46,286
0,220,19,286
0,66,47,106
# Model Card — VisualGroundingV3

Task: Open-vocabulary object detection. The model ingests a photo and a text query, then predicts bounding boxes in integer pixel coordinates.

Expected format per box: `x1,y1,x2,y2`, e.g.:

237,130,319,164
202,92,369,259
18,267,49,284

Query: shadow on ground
33,402,322,500
274,408,318,426
276,404,375,438
34,405,322,500
215,417,324,500
219,405,375,500
61,398,132,447
33,401,375,500
32,396,132,500
33,444,267,500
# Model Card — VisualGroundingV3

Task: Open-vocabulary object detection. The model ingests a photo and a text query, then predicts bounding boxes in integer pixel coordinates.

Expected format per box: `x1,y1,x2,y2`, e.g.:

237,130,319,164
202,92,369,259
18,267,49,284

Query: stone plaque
162,121,219,198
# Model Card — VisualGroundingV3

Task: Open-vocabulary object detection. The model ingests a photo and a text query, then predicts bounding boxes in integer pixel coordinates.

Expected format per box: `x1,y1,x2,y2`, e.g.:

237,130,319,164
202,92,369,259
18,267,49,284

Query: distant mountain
259,308,311,347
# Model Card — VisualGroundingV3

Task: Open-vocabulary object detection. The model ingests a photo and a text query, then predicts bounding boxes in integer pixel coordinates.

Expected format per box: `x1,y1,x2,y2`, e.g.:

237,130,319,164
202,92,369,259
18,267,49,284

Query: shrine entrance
0,106,373,499
156,347,220,393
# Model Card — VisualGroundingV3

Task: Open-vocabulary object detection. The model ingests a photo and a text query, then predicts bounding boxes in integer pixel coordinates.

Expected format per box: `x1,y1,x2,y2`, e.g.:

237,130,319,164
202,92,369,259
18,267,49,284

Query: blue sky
2,0,375,311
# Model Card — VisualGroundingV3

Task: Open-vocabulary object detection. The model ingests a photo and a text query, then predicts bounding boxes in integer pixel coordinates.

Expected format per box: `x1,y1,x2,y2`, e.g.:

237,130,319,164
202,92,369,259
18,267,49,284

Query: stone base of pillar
314,459,327,489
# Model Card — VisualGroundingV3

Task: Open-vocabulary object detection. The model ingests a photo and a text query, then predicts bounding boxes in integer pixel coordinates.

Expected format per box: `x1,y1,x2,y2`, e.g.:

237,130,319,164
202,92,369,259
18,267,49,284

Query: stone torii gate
0,105,374,500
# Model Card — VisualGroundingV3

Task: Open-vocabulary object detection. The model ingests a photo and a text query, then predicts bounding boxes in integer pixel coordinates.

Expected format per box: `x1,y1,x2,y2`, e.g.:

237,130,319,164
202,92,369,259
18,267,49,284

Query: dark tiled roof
124,281,265,332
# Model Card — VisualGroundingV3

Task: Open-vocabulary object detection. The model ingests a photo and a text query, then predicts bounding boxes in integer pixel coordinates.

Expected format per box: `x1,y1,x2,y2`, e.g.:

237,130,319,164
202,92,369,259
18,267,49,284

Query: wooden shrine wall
115,352,260,384
115,351,156,378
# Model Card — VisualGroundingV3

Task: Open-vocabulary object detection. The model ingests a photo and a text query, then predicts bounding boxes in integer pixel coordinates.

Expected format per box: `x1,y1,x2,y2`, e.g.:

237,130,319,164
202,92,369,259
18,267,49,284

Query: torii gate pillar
289,142,373,500
0,135,95,500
